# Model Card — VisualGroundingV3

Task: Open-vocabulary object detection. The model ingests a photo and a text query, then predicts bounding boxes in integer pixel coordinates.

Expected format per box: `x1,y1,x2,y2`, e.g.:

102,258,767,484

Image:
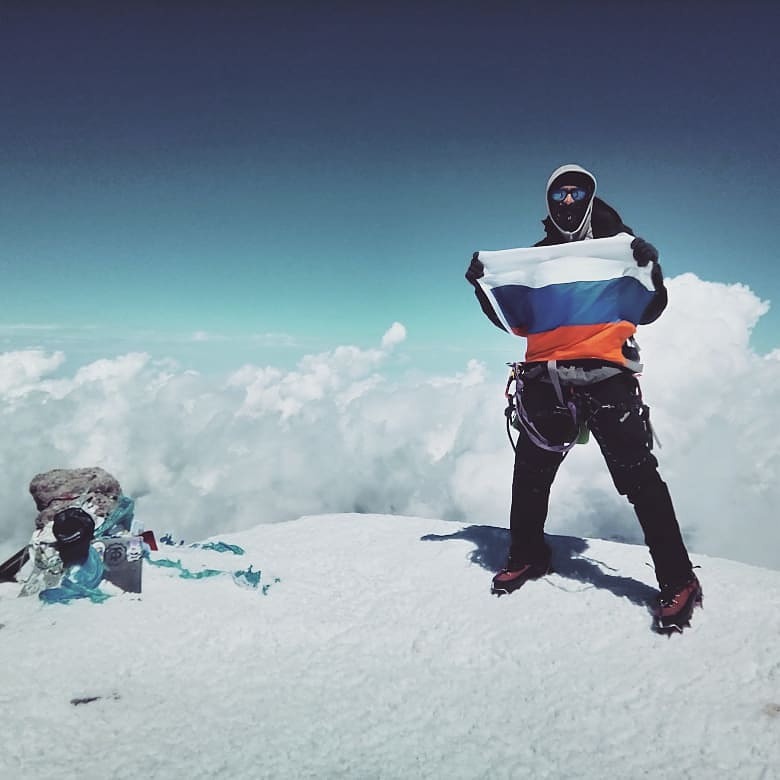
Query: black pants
509,371,692,587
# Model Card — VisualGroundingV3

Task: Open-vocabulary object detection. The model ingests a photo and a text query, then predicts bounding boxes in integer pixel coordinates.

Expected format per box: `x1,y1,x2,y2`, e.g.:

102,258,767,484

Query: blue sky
1,2,778,375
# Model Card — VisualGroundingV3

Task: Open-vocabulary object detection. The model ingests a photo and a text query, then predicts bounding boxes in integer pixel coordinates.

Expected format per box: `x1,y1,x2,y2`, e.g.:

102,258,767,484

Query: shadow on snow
421,524,658,608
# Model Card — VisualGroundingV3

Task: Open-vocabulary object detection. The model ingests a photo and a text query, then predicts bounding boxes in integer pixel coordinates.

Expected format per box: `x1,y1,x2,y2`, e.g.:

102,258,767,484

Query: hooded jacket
468,166,668,367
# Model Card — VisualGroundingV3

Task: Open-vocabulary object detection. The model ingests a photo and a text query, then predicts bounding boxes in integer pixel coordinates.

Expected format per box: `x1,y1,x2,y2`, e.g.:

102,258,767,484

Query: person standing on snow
465,164,701,633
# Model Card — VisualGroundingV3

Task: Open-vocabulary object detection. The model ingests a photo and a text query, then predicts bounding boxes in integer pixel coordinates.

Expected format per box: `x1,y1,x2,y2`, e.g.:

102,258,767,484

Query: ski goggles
549,187,590,203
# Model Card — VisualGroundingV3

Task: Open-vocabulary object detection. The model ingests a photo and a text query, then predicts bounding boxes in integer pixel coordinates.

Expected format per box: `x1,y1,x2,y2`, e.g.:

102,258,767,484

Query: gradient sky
1,2,778,375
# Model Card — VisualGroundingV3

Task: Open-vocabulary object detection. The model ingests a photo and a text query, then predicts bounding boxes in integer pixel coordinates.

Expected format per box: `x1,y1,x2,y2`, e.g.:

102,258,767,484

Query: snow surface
1,513,779,779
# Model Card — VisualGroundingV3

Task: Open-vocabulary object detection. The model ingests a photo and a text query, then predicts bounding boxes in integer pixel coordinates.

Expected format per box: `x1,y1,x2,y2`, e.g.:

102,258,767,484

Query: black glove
631,237,658,267
630,237,664,289
465,252,484,283
650,260,664,290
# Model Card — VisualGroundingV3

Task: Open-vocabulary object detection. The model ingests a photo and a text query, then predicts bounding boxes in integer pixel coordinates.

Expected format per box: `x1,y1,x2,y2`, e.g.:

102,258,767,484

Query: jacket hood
546,164,597,241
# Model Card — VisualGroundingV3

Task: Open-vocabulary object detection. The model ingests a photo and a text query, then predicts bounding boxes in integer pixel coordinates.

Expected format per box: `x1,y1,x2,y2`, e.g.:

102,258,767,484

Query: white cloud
0,323,64,332
381,322,407,349
0,349,66,395
1,283,778,573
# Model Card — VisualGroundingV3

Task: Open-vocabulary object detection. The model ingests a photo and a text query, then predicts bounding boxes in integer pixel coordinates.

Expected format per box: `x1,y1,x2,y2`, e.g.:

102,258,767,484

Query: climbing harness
504,360,660,453
504,361,582,454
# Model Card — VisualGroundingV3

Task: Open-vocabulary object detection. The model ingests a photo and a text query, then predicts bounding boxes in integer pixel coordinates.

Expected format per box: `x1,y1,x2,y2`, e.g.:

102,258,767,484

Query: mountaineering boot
654,575,702,634
491,547,552,596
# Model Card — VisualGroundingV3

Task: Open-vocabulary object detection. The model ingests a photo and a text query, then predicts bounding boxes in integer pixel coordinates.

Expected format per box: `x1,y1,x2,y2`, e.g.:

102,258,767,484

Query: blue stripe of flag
490,277,655,335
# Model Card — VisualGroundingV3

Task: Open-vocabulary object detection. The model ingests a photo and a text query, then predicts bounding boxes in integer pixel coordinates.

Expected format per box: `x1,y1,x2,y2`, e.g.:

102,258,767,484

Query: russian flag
476,233,656,365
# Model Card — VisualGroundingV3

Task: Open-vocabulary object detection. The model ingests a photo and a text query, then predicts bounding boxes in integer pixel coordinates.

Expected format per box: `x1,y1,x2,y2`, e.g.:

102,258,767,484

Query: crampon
653,575,702,635
491,558,552,596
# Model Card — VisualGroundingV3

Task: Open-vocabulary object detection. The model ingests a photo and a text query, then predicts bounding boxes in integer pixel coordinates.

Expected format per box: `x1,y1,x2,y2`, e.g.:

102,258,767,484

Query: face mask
545,166,597,239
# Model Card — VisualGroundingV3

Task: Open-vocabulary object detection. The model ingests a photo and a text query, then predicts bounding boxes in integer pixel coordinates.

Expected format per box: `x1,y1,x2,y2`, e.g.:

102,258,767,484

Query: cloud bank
1,277,778,572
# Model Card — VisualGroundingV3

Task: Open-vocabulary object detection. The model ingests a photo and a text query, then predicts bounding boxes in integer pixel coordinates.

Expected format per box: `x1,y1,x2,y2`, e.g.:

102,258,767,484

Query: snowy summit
1,513,778,779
